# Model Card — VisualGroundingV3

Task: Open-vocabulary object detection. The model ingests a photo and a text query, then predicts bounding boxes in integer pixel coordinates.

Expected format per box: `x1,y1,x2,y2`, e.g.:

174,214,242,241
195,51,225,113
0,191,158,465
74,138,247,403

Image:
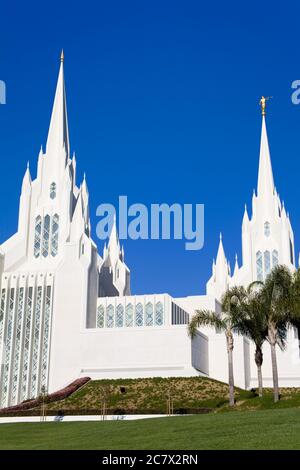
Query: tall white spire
108,213,121,258
46,50,70,162
257,115,274,198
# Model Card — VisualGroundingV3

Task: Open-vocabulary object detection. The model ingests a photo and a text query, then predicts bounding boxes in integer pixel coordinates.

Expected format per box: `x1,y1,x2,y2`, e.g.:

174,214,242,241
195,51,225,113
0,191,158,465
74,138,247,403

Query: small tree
257,266,293,402
188,287,241,407
228,285,268,397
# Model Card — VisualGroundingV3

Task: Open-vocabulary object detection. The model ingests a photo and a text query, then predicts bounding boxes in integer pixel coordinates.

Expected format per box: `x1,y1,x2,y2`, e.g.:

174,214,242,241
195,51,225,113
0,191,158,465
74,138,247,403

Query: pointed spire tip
60,49,64,63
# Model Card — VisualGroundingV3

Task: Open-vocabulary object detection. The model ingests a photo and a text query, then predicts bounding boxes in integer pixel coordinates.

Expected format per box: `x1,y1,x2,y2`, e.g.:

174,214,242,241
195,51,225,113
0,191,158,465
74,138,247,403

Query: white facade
0,58,299,408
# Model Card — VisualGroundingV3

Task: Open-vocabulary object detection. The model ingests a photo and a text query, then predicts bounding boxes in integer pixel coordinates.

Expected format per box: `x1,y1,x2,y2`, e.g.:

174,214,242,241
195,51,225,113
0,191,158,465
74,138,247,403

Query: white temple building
0,56,299,408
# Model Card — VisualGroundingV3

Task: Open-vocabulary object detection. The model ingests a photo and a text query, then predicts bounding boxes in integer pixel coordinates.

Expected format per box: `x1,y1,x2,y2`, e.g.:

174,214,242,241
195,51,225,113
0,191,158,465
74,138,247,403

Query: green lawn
1,408,300,449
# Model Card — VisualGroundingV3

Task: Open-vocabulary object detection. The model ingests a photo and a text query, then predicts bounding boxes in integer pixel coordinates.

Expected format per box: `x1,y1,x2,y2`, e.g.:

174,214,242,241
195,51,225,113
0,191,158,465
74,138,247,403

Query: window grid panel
125,304,133,327
30,286,43,398
0,288,6,358
264,221,270,237
145,302,154,326
264,250,271,277
11,287,25,404
272,249,279,268
155,302,164,326
41,286,52,389
20,287,33,402
42,215,50,258
96,305,105,328
116,304,124,328
1,288,15,408
106,305,114,328
50,182,56,200
135,303,144,327
51,214,59,257
34,216,42,258
256,251,263,281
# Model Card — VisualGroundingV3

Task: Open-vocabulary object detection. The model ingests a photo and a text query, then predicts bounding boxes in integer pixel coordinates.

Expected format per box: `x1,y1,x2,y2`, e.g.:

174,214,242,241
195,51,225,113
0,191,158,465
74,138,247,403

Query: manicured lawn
1,408,300,450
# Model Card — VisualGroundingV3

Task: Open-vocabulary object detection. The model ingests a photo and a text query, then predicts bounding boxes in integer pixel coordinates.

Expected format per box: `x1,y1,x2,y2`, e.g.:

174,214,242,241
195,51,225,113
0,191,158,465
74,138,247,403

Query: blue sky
0,1,300,297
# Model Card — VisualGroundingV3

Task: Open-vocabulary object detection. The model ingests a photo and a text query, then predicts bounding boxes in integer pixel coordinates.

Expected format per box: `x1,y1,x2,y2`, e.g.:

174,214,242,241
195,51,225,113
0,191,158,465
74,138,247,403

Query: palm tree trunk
254,346,263,397
268,323,280,403
270,342,279,402
226,331,235,406
257,364,263,398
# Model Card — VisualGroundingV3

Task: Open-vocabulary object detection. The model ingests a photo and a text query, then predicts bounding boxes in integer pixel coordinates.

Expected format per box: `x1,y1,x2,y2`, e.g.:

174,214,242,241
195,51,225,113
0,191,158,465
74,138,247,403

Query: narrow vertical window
116,304,124,327
155,302,164,326
51,214,59,257
106,305,114,328
272,250,278,268
135,303,144,327
42,215,50,257
34,216,42,258
264,250,271,277
97,305,105,328
125,303,133,327
145,302,154,326
50,182,56,200
264,221,270,237
256,251,263,281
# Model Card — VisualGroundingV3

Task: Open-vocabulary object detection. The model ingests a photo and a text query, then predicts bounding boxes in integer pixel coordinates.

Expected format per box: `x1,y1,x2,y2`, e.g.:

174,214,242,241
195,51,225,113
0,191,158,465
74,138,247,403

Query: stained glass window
1,288,15,408
21,286,33,401
116,304,124,327
135,303,143,327
41,286,52,388
264,250,271,277
30,286,42,397
97,305,105,328
272,250,278,268
256,251,263,281
106,304,114,328
264,221,270,237
145,302,154,326
11,287,24,404
155,301,164,326
51,214,59,257
42,215,50,257
50,182,56,200
34,216,42,258
125,303,133,327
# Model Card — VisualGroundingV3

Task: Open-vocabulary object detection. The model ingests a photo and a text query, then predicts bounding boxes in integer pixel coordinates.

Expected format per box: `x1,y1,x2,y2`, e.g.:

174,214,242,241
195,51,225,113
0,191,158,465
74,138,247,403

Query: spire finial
60,49,64,63
219,232,222,240
259,96,272,116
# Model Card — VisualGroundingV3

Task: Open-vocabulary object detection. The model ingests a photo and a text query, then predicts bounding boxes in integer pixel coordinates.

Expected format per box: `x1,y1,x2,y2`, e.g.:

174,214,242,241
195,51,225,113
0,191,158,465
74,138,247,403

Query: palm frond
188,309,226,338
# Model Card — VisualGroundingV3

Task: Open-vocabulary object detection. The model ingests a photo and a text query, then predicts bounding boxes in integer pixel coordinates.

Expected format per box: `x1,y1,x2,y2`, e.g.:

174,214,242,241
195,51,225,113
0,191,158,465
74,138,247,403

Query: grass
42,377,252,413
1,408,300,449
38,376,300,414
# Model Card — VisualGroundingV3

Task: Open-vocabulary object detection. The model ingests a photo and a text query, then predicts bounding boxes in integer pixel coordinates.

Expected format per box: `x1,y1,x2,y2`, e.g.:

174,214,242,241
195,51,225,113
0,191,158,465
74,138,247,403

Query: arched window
42,215,50,257
145,302,154,326
264,221,270,237
256,251,263,281
50,182,56,200
34,216,42,258
155,302,164,326
97,305,105,328
135,303,144,327
272,250,278,268
125,303,133,327
106,305,114,328
51,214,59,257
116,304,124,327
264,250,271,277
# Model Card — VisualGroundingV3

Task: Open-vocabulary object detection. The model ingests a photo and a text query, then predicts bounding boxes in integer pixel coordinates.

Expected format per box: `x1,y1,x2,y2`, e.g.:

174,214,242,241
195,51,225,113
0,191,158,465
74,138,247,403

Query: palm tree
228,285,268,397
188,287,242,407
257,265,293,403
